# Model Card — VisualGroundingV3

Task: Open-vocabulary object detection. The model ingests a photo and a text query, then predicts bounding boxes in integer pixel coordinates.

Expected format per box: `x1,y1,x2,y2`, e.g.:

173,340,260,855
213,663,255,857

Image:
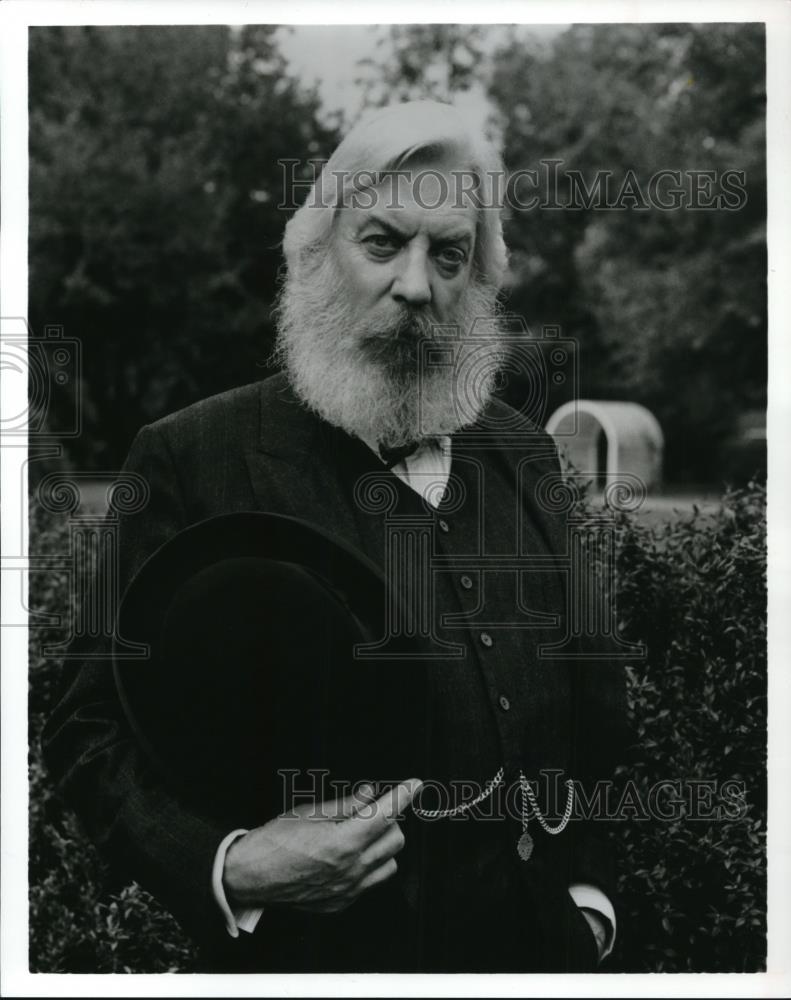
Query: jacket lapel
242,374,370,554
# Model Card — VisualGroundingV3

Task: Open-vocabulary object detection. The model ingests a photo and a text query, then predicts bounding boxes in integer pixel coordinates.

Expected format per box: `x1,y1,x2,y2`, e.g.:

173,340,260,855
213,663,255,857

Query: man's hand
223,779,422,914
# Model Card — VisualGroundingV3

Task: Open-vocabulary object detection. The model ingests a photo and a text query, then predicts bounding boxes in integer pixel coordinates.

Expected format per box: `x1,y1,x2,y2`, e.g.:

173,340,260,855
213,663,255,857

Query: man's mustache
368,308,451,342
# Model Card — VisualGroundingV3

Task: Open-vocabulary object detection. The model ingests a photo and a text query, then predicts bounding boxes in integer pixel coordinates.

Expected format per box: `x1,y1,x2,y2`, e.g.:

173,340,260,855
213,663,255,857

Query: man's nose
391,247,432,307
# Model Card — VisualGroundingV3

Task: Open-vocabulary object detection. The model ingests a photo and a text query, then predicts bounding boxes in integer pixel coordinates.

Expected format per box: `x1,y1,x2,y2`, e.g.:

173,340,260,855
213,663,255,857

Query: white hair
282,100,508,288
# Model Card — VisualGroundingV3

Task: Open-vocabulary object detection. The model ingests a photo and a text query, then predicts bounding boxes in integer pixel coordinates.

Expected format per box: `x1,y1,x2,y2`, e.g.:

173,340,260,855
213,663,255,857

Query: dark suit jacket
42,372,629,973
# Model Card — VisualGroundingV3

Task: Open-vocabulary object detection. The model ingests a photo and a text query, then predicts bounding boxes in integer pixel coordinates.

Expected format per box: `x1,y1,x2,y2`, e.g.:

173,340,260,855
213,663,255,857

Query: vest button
480,632,493,648
438,518,450,533
499,695,511,711
460,575,473,590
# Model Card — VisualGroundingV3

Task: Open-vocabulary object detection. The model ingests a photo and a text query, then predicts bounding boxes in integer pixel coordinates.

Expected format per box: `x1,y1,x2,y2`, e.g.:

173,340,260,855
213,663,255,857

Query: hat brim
114,512,426,825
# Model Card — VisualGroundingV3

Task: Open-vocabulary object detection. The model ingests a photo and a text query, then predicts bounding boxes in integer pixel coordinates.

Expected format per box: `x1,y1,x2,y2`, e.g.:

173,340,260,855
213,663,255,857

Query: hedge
28,481,766,972
28,502,198,973
605,481,766,972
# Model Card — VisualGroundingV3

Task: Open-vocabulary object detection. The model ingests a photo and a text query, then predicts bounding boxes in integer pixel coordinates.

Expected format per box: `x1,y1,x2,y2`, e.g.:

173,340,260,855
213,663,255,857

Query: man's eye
363,234,398,256
436,246,467,267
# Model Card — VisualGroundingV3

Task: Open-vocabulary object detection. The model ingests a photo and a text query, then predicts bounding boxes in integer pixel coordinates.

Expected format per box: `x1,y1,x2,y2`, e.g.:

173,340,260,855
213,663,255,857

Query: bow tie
378,440,420,469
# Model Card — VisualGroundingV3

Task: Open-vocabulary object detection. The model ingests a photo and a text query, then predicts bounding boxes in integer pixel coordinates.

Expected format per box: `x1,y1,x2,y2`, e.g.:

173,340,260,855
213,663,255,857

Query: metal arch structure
546,400,664,490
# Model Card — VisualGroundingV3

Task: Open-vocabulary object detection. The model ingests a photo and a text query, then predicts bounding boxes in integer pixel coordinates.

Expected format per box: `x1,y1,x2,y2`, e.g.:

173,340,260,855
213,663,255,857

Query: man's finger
359,820,405,869
350,782,379,814
313,782,377,821
355,857,398,893
347,778,422,842
379,777,423,819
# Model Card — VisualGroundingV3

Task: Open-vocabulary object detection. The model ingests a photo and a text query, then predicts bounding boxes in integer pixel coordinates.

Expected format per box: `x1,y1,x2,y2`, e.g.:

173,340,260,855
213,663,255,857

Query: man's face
275,157,502,448
331,163,478,343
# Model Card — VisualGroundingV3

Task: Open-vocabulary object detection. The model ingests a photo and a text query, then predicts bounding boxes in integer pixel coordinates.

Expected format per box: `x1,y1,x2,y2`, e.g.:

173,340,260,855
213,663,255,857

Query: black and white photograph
1,0,789,994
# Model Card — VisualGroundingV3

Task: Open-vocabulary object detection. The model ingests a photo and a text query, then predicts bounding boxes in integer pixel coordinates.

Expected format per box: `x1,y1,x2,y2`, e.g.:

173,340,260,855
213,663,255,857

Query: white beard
273,252,504,449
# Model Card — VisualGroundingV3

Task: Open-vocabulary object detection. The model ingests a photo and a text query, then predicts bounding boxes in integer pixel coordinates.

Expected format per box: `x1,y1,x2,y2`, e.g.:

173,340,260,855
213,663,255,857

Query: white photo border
2,1,789,996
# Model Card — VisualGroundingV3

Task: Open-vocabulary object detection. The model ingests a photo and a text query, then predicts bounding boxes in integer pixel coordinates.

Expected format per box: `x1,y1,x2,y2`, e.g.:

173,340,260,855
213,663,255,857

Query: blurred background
28,22,766,491
27,23,767,975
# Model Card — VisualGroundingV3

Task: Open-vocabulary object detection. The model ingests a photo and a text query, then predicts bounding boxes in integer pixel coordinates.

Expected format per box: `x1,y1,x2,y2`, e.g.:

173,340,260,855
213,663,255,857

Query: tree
489,23,766,483
356,23,766,484
355,24,490,107
29,25,340,469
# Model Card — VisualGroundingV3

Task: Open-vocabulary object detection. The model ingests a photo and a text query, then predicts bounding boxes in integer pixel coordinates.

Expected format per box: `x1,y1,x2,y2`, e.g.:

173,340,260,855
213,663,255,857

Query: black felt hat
113,511,427,827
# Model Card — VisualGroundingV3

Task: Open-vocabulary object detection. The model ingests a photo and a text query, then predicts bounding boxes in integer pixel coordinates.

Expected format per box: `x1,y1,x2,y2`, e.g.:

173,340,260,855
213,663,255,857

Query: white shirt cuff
211,828,264,937
568,883,617,959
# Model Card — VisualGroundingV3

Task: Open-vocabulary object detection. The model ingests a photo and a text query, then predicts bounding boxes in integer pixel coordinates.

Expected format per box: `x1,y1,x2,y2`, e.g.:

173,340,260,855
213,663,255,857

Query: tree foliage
29,26,339,468
29,23,766,482
495,24,766,483
355,24,491,105
359,23,766,484
605,481,766,970
28,501,197,972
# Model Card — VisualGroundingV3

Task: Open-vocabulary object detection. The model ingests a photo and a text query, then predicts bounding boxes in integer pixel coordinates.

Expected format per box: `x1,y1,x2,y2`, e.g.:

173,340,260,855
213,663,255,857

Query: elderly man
43,101,627,974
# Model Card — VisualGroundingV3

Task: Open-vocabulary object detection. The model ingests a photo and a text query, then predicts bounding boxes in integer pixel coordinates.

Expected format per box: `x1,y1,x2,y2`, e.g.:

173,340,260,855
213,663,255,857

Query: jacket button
480,632,493,648
499,695,511,711
438,518,450,533
460,575,473,590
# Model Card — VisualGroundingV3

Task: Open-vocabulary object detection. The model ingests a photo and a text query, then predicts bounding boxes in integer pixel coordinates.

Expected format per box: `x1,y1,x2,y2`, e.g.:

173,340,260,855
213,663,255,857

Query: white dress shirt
211,435,616,958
